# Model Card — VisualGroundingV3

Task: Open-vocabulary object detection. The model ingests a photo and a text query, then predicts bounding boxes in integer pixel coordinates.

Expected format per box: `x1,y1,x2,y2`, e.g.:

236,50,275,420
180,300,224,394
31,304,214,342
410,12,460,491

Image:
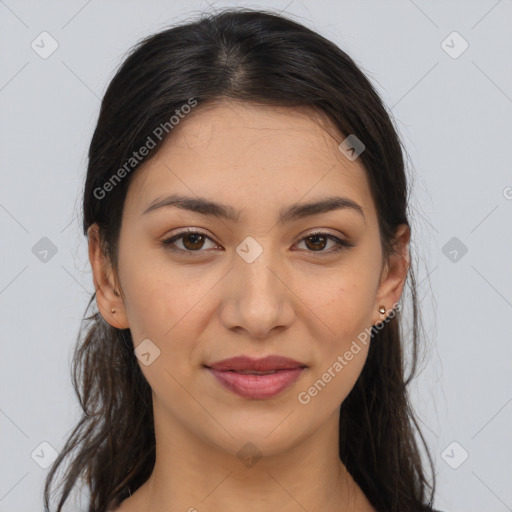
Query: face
90,100,409,461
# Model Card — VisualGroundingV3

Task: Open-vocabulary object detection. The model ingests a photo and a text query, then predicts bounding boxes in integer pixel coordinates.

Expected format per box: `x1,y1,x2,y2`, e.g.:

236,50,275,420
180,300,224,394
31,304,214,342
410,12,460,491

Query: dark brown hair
44,8,436,512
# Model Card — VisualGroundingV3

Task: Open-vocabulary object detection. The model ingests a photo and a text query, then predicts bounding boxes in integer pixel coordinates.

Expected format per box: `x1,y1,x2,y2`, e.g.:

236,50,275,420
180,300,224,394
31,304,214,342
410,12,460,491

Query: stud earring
111,307,116,314
378,305,386,314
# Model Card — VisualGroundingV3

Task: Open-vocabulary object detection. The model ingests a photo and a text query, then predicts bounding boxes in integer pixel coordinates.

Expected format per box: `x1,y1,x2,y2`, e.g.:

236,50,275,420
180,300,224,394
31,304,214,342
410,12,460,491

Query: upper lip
205,355,307,372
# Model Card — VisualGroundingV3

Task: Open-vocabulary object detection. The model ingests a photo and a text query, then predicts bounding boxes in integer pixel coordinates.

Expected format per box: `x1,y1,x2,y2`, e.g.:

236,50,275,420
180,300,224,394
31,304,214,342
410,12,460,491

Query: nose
219,243,295,340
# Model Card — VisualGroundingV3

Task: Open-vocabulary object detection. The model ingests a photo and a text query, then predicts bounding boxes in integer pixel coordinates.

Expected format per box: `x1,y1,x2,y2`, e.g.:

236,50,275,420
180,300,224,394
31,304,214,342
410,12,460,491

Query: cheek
120,273,168,341
297,338,370,412
119,261,210,398
118,240,200,336
304,271,375,342
297,269,375,400
118,247,220,384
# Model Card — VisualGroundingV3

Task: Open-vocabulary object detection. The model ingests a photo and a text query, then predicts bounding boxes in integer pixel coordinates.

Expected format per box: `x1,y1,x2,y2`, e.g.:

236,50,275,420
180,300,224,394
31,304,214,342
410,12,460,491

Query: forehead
160,100,352,167
125,100,375,220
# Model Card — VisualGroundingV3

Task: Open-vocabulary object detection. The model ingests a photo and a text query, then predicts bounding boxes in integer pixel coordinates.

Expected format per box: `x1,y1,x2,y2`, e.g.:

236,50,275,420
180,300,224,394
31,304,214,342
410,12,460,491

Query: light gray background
1,1,511,511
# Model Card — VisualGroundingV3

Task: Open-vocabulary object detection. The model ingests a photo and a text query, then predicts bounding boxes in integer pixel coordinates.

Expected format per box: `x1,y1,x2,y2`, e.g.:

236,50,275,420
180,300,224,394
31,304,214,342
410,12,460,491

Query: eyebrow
142,194,366,224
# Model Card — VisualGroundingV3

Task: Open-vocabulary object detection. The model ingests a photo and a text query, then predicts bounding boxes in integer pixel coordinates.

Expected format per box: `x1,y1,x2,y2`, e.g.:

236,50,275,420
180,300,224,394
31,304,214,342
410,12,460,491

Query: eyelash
161,229,356,257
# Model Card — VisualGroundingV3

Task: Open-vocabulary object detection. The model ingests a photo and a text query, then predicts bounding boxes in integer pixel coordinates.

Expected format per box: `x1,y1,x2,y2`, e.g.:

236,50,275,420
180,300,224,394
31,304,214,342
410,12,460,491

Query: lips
205,355,307,399
205,355,306,372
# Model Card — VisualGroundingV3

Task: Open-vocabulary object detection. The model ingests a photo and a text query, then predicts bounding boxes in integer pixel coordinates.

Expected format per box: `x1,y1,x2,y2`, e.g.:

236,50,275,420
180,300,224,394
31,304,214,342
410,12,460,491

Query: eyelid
293,230,356,255
161,228,355,256
161,228,219,254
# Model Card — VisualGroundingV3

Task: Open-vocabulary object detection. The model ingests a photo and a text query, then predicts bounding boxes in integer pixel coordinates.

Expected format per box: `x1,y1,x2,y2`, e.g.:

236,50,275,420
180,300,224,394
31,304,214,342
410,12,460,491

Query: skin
88,100,410,512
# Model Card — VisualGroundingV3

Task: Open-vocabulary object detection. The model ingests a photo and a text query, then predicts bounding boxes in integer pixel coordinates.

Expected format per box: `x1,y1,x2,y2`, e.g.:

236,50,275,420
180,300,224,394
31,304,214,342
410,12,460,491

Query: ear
373,223,410,325
87,223,130,329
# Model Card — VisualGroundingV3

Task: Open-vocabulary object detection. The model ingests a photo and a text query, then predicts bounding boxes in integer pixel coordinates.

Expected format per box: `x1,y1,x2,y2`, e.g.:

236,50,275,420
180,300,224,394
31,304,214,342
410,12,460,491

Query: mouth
205,354,307,372
220,369,285,375
204,355,307,399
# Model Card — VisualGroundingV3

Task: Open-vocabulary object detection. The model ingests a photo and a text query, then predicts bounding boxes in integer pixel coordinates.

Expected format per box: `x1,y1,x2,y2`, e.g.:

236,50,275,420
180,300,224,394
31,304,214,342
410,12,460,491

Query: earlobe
87,224,130,329
373,224,410,325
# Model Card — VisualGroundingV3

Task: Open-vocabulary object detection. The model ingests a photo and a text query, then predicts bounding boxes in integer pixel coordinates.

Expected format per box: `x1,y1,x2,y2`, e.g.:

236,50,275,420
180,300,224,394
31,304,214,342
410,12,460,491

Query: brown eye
295,232,355,255
181,233,206,250
161,230,219,255
304,233,329,251
161,229,355,257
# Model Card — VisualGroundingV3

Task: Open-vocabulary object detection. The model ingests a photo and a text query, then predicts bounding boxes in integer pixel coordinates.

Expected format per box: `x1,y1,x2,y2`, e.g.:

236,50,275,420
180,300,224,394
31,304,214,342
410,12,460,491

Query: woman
44,8,443,512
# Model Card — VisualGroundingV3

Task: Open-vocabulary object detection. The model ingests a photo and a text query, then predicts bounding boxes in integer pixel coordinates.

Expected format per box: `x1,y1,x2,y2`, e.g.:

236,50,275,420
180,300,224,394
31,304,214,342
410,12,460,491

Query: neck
122,402,374,512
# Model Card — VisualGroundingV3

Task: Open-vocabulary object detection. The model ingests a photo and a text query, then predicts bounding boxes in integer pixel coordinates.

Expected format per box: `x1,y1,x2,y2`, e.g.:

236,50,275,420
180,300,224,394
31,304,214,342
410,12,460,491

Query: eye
294,231,356,256
161,229,219,255
161,229,355,257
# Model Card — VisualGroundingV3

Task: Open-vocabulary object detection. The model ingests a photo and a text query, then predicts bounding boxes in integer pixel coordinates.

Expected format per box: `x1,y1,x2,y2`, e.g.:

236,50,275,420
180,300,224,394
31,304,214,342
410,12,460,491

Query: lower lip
207,367,305,399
